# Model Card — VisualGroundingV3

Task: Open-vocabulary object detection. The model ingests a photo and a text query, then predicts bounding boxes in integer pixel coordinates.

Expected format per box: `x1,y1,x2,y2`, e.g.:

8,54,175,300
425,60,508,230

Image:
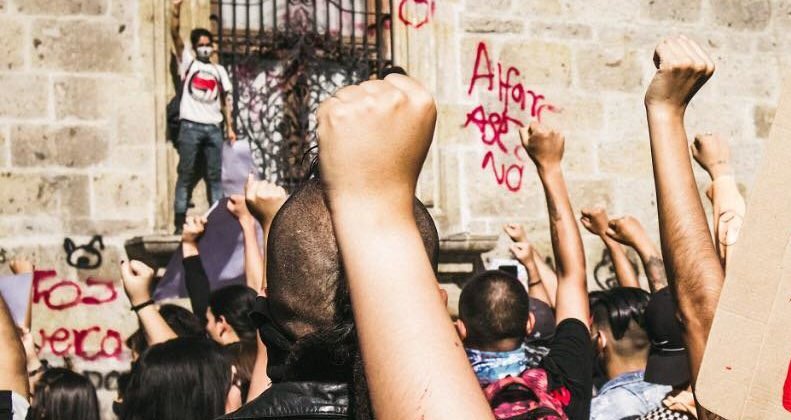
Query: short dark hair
125,304,204,355
29,368,101,420
264,178,439,419
591,287,651,357
121,337,231,420
190,28,213,47
458,270,530,348
209,285,258,342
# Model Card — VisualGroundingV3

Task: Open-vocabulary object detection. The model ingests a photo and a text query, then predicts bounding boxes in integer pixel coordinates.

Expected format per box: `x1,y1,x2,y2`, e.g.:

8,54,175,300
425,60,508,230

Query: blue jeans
174,120,224,215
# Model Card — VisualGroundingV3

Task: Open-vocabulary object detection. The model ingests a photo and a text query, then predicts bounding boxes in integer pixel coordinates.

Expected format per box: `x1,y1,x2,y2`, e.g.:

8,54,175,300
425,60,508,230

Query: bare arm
581,208,640,289
644,36,723,387
521,123,589,326
227,195,265,292
222,92,237,144
0,295,28,398
510,242,552,305
244,176,288,295
170,0,185,59
607,216,668,292
691,133,745,268
504,224,557,307
317,74,493,419
246,331,272,402
121,260,177,345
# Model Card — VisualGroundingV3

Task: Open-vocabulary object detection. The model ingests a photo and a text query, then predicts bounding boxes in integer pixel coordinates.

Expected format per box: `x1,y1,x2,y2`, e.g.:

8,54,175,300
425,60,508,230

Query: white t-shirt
179,47,233,125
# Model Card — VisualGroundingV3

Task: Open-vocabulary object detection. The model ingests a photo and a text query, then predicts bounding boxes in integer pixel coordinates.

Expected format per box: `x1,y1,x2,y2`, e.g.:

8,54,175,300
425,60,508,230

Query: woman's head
29,368,100,420
207,285,257,345
121,337,233,420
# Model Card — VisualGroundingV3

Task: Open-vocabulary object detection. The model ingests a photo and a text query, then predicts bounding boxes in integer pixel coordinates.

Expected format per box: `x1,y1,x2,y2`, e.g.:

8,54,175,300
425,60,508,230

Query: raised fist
120,260,156,307
691,133,732,179
645,35,715,111
580,208,610,237
244,175,287,223
503,223,527,243
227,194,255,227
9,258,34,274
520,121,565,170
181,215,207,245
606,216,648,248
316,74,436,205
510,242,535,265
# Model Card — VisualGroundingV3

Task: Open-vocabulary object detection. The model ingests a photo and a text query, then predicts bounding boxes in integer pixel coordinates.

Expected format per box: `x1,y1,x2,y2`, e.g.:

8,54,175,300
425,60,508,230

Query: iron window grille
211,0,395,190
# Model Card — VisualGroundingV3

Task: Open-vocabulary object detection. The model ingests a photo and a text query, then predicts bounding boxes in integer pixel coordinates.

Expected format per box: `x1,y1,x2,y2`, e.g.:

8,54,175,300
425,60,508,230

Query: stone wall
0,0,787,417
405,0,786,289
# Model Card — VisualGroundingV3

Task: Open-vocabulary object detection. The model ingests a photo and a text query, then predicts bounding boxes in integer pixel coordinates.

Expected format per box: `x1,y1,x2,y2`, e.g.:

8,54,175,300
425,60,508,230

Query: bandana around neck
466,343,550,386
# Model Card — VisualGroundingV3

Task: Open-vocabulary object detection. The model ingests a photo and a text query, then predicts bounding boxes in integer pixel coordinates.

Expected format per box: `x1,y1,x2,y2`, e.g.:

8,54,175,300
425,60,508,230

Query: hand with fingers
606,216,650,249
691,133,733,180
645,35,715,113
120,260,156,307
503,223,527,243
227,194,256,230
520,121,565,172
244,174,287,225
181,215,207,245
510,242,535,266
580,208,610,237
9,258,34,275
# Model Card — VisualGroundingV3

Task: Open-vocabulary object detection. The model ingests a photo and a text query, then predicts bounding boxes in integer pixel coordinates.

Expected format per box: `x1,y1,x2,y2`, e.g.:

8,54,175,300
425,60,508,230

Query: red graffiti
39,326,123,361
398,0,435,28
783,357,791,412
33,270,117,310
32,270,123,361
465,41,559,193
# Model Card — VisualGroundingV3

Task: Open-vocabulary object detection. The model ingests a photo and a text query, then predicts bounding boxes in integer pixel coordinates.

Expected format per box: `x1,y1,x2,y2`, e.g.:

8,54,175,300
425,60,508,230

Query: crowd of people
0,29,752,420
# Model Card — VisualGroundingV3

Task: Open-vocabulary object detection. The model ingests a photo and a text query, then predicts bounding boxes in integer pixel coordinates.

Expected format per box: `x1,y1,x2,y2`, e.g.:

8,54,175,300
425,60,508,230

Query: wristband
528,281,542,287
131,299,155,312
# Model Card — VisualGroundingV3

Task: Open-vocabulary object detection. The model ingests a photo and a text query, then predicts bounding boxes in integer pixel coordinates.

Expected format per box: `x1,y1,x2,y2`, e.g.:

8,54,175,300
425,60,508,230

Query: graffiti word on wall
398,0,435,29
464,41,558,192
34,270,123,361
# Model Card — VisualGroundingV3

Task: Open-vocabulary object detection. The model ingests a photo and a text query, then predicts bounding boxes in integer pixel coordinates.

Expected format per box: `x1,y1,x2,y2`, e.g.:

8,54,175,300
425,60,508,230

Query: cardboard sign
697,77,791,419
0,273,34,326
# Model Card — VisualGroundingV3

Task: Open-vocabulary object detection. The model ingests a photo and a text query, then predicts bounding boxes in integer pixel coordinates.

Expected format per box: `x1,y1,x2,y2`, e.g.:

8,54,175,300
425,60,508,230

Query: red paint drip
783,358,791,412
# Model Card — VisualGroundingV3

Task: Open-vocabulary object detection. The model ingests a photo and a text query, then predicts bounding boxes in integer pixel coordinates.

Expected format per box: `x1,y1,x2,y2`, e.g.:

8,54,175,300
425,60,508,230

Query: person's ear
454,319,467,341
526,312,536,336
218,315,230,336
597,331,607,354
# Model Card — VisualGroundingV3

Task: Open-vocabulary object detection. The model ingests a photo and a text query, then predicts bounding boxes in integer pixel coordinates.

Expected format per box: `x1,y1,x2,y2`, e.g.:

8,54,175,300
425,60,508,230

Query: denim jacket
589,371,671,420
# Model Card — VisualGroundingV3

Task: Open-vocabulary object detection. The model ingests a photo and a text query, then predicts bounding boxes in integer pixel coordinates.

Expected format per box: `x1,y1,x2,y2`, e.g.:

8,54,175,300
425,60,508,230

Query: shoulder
590,387,644,420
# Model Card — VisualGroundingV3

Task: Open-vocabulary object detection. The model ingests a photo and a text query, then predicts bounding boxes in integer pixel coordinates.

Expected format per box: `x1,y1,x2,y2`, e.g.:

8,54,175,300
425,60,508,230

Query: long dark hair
120,337,231,420
209,285,258,342
29,368,100,420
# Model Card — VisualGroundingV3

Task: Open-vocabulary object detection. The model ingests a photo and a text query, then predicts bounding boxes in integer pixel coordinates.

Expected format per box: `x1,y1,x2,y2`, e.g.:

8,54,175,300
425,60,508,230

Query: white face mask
196,46,213,61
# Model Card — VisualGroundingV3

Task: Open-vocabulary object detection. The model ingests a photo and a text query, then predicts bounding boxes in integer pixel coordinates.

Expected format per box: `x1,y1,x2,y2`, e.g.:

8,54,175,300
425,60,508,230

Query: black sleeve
183,254,210,326
541,318,594,420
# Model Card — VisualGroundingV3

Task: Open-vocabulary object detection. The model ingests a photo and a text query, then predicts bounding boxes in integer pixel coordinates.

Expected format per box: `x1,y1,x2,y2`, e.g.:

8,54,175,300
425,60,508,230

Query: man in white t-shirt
171,0,236,233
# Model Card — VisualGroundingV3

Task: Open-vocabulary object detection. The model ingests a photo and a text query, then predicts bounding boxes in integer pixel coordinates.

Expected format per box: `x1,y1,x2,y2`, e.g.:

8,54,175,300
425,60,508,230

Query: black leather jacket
219,382,348,419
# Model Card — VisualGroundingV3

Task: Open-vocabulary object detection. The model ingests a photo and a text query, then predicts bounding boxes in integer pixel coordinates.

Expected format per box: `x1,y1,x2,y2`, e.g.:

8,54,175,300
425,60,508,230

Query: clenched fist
606,216,648,249
691,133,732,179
316,74,436,206
519,121,565,171
645,35,715,111
181,216,207,245
510,242,535,265
503,223,527,243
580,208,610,237
227,194,255,228
244,174,287,224
120,260,156,307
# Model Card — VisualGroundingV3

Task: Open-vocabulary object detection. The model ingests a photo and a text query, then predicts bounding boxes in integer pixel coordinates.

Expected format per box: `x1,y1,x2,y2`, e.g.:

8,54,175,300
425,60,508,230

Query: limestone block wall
409,0,787,289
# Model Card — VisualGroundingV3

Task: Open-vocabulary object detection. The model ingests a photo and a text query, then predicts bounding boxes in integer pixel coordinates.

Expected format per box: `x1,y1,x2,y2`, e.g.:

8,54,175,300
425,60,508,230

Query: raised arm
644,36,722,387
606,215,668,292
181,216,211,325
510,242,553,305
690,133,745,268
317,75,493,419
121,260,177,345
244,176,288,296
227,194,265,292
0,295,29,399
521,123,588,326
581,208,640,289
170,0,185,59
504,224,557,307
